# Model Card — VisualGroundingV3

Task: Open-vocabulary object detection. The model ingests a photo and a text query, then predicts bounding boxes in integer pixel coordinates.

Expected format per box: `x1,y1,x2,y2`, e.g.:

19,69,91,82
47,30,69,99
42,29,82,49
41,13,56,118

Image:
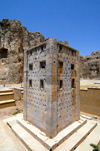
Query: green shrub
90,143,99,151
12,108,20,115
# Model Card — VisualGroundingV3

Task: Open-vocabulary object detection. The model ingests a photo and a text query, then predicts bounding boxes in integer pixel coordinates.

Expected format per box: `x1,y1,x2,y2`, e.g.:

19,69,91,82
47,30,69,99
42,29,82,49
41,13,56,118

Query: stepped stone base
2,113,100,151
4,113,98,151
16,114,86,150
0,89,15,109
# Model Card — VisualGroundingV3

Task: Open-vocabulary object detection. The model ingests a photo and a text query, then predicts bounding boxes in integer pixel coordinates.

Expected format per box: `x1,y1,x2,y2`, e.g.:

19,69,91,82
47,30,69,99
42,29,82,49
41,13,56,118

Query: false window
71,64,74,70
40,80,44,89
29,80,32,88
29,64,33,70
71,79,75,88
59,80,63,89
59,61,63,68
40,61,46,69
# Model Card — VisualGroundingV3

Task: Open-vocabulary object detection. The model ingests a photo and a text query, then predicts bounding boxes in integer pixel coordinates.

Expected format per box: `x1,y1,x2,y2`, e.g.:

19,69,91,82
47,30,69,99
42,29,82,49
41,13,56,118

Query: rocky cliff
0,19,44,84
80,51,100,79
0,19,99,84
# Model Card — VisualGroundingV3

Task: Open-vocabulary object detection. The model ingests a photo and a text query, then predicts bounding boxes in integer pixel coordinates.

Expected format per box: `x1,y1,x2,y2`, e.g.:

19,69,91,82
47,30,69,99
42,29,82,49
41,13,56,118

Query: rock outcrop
0,18,99,84
80,51,100,79
0,19,44,84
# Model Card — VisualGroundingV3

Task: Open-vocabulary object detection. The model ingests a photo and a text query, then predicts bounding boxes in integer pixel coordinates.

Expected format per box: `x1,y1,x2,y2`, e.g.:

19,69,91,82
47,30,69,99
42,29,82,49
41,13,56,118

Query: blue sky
0,0,100,56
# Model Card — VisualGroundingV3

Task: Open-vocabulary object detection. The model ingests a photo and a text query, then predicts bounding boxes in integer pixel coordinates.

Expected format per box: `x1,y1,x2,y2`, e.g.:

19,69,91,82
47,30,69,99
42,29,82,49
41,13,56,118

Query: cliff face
0,19,44,84
80,51,100,79
0,19,99,84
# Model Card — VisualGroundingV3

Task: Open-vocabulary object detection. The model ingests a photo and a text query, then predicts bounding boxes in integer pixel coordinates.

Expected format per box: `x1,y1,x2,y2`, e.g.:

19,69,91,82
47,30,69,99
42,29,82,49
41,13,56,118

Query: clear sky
0,0,100,56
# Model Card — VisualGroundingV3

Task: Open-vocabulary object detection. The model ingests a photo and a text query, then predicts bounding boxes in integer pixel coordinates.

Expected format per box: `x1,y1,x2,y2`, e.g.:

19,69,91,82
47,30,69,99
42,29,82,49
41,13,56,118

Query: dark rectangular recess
29,64,33,70
72,79,75,88
97,68,99,75
0,48,8,59
59,80,63,89
41,45,43,51
29,80,32,88
59,61,63,68
40,80,44,89
40,61,46,69
71,64,74,70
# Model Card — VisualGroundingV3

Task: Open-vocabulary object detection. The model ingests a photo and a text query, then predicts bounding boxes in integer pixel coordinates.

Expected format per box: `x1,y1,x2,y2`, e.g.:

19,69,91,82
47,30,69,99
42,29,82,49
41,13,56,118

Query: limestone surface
23,38,80,138
0,19,44,84
1,18,100,84
80,50,100,79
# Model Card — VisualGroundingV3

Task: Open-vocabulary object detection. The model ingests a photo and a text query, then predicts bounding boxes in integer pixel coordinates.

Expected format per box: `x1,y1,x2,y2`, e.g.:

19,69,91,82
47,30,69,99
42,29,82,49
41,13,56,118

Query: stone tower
23,38,80,138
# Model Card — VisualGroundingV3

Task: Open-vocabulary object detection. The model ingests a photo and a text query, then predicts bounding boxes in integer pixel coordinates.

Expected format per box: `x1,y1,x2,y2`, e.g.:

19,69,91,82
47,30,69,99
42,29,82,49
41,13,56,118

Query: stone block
24,37,80,138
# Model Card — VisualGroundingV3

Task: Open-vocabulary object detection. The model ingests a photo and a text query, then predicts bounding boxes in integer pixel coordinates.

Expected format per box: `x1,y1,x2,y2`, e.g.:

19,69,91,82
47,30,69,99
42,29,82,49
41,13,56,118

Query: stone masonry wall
23,39,53,136
54,40,80,133
23,38,80,138
80,88,100,116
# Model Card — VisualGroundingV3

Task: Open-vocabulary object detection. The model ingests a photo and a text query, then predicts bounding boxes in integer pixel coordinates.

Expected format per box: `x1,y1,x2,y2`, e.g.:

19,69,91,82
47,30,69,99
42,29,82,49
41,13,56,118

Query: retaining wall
80,88,100,116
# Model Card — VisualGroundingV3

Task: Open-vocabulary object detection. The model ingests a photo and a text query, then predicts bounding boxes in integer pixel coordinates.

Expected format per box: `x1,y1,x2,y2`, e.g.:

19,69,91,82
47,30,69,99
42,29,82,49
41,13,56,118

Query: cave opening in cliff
0,48,8,59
